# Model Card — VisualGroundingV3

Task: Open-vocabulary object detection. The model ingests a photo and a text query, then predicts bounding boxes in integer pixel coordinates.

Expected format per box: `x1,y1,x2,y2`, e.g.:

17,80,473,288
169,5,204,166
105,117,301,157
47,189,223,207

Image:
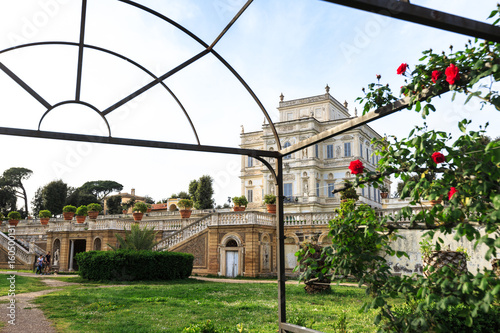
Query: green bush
75,250,194,281
38,210,51,218
7,211,21,220
62,205,77,213
178,199,193,209
133,201,148,213
87,203,102,212
232,196,248,207
390,302,500,333
76,205,88,216
263,194,276,205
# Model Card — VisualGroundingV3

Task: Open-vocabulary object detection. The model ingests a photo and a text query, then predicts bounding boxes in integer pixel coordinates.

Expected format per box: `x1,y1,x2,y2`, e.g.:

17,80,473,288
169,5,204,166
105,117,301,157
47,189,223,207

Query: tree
0,185,17,217
297,9,500,331
79,180,123,201
65,187,98,207
194,175,214,209
108,224,159,251
143,195,154,205
33,180,68,216
188,179,198,200
106,195,123,214
1,167,32,215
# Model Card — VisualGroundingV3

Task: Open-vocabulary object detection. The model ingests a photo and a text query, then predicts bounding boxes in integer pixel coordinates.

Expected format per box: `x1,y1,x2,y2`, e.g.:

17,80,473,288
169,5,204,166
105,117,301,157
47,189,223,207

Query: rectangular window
315,144,319,158
360,143,363,157
344,142,351,157
316,182,320,197
368,186,371,200
247,156,253,167
372,155,375,164
247,190,253,203
362,187,365,196
286,112,293,121
284,183,293,199
327,144,334,159
366,148,369,160
328,183,335,198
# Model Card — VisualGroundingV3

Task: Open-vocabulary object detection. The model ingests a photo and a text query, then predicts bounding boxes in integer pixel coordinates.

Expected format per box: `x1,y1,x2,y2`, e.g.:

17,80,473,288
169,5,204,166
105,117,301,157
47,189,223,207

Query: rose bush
431,151,445,163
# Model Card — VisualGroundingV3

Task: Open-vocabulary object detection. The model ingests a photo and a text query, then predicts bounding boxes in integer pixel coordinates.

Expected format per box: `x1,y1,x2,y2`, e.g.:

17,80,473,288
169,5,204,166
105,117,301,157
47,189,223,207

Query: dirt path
0,272,78,333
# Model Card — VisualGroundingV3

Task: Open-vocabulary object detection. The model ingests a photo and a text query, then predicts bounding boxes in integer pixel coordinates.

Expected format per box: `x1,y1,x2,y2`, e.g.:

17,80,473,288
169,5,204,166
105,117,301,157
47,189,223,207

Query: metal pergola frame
0,1,498,332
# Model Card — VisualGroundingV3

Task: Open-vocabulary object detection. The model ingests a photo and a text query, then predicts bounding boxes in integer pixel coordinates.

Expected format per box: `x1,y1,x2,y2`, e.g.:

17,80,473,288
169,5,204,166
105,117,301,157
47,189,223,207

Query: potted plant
132,202,148,221
263,194,276,214
232,195,248,212
379,184,389,199
75,205,88,223
62,205,77,220
7,211,21,226
177,199,193,218
121,203,129,214
87,203,102,220
38,210,51,225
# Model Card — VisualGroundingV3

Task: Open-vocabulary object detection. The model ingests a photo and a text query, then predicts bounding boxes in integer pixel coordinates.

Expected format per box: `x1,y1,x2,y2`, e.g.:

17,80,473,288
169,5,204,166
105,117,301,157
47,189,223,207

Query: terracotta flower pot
63,212,74,221
88,211,99,219
179,209,192,219
40,218,49,225
133,212,144,221
380,192,388,199
266,204,276,214
76,216,86,223
233,206,246,212
8,219,19,226
122,209,127,214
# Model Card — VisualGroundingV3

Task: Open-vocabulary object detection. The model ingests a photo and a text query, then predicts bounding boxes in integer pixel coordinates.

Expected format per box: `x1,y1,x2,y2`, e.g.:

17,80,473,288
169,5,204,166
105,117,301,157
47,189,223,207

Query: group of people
35,251,51,275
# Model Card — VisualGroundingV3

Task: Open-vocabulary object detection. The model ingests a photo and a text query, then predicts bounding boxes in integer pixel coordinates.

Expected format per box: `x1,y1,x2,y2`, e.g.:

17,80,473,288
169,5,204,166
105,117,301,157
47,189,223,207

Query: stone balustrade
0,231,33,265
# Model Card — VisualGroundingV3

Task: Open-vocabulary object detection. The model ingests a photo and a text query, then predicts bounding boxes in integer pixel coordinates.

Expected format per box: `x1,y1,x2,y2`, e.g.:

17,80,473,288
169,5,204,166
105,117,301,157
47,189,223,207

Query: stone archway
169,204,178,211
219,233,244,277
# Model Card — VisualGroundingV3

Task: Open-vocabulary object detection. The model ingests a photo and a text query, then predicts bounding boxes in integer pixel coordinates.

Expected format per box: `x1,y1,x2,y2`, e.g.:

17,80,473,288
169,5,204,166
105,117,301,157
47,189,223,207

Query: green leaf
458,121,467,133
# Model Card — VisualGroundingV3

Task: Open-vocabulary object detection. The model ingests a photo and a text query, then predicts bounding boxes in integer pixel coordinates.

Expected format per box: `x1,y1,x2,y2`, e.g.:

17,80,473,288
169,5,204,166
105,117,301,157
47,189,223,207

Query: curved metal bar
38,100,111,137
117,0,281,150
0,41,200,145
254,156,277,183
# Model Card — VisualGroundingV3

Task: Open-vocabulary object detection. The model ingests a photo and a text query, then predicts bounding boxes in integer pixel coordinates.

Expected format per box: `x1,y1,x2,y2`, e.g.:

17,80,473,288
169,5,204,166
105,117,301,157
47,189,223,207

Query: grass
0,273,48,295
34,279,385,333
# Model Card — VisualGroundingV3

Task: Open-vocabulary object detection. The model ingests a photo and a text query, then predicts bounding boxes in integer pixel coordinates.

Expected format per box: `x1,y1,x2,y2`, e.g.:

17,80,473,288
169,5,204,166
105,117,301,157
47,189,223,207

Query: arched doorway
169,204,177,211
225,239,238,277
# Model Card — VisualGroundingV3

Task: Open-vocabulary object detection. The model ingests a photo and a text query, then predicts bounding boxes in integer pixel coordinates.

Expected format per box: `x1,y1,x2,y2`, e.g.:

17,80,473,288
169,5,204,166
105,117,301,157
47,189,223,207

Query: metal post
276,156,286,330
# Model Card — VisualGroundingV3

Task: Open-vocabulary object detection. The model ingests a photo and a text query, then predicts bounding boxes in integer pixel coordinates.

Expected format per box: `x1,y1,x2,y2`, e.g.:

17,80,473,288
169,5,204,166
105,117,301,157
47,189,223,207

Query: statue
53,248,60,266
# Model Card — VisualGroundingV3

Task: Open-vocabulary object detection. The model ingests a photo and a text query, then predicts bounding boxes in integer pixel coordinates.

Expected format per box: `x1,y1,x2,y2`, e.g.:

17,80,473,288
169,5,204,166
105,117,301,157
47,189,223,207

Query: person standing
44,251,51,275
36,255,44,275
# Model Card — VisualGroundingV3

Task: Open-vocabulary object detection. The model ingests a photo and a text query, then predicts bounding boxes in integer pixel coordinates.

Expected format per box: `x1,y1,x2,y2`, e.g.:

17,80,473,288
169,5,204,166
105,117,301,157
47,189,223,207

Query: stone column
68,240,75,271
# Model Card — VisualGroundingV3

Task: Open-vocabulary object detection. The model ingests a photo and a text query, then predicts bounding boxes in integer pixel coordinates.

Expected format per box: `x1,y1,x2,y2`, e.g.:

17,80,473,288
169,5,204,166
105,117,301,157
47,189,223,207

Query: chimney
131,188,135,196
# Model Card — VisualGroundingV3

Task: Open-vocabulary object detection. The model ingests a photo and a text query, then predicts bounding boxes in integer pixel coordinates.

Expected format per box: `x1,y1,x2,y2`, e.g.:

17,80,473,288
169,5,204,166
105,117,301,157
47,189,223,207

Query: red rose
397,63,408,75
445,64,460,85
448,187,457,200
431,70,442,83
431,152,445,164
349,160,364,174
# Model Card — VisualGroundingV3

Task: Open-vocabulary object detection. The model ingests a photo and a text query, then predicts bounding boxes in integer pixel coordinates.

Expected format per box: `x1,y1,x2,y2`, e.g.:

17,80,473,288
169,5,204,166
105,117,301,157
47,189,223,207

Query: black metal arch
0,41,200,144
37,100,111,136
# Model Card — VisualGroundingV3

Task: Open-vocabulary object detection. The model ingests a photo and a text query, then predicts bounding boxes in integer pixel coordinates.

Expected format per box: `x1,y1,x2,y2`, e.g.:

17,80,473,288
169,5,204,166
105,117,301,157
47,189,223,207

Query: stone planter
423,251,467,277
63,212,74,221
8,219,19,227
179,209,192,219
88,211,99,219
233,206,246,212
380,192,388,199
266,204,276,214
40,218,49,225
76,216,86,223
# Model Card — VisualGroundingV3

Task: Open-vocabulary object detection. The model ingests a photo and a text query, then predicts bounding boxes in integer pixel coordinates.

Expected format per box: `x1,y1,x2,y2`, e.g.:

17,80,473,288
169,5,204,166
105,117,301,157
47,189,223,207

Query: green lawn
34,279,382,333
0,273,48,295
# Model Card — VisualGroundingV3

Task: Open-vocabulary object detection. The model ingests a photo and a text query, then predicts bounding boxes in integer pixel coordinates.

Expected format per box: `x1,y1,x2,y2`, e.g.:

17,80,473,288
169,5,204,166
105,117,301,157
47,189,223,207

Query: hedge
75,250,194,281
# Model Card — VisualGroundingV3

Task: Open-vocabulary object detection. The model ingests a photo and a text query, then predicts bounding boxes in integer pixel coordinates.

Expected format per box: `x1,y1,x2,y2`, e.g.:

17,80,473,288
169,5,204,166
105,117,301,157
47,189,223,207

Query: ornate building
240,87,388,212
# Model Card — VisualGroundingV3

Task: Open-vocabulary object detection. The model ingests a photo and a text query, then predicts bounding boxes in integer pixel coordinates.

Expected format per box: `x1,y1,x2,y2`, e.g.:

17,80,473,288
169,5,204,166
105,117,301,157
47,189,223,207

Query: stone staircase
0,231,37,269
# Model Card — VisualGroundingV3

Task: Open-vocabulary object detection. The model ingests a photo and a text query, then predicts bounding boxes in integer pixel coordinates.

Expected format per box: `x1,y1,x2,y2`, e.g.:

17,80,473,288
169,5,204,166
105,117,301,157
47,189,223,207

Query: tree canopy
0,167,32,215
32,180,68,216
79,180,123,201
189,175,215,210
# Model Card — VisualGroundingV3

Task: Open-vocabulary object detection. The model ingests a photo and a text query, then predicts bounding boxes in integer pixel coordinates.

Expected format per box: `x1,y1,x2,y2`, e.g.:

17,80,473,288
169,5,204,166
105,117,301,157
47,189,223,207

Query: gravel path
0,272,78,333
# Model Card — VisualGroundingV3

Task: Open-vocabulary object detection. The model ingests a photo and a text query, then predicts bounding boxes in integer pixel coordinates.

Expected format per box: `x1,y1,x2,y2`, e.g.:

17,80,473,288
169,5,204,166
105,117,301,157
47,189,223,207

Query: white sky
0,0,499,210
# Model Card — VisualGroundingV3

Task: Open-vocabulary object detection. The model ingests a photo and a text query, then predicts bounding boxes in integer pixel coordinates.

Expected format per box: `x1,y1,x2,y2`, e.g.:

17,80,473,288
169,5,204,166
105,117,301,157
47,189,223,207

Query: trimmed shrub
75,250,194,281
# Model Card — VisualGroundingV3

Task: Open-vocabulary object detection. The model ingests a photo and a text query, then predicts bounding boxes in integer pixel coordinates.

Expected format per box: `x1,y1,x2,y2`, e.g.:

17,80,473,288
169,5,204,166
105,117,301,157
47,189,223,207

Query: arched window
93,238,102,251
283,142,291,159
226,239,238,247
